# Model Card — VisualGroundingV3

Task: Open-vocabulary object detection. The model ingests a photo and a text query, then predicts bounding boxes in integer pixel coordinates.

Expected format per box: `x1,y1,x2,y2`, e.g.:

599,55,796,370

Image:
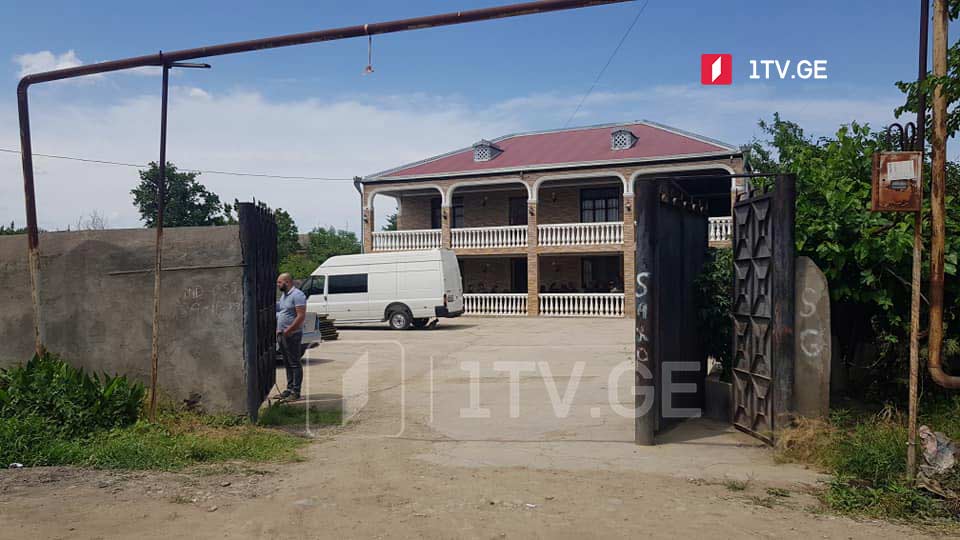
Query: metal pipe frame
16,0,631,357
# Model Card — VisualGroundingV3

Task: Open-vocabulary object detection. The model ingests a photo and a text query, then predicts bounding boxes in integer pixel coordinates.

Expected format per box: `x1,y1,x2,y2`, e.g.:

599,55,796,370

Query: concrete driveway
284,317,816,483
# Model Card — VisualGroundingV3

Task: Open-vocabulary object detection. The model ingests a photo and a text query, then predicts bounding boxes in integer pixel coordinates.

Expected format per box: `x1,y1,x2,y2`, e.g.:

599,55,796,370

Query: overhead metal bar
16,0,632,355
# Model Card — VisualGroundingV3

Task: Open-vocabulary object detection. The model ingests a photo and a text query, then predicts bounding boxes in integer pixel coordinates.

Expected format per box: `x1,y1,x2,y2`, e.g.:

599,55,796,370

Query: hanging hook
364,33,374,75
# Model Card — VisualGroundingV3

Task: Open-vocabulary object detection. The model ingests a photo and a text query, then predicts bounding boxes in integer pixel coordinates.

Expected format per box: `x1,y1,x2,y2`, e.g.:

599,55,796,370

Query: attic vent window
473,140,502,162
611,129,637,150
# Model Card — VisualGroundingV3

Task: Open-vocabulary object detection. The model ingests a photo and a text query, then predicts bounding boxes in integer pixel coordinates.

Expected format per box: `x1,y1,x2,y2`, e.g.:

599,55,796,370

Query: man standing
276,273,306,401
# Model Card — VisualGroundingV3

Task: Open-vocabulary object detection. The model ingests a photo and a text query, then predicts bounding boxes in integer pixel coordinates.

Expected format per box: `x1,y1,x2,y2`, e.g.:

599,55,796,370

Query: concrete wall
0,226,248,414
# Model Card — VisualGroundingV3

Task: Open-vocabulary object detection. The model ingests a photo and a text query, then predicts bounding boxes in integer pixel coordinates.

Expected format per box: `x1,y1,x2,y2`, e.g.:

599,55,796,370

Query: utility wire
0,147,354,182
564,0,650,128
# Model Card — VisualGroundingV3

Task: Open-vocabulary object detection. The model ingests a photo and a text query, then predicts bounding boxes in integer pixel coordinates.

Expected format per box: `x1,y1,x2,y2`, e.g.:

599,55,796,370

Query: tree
745,114,960,398
895,0,960,138
75,210,108,230
278,226,360,279
383,212,398,231
274,208,300,262
131,162,231,227
0,221,26,235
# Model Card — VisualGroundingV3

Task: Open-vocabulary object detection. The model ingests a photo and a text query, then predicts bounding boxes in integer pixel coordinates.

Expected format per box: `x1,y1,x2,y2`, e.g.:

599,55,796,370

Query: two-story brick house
359,121,742,318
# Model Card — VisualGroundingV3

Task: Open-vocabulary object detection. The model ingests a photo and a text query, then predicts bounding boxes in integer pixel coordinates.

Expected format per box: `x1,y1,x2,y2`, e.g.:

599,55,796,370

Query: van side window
328,274,368,294
301,276,325,297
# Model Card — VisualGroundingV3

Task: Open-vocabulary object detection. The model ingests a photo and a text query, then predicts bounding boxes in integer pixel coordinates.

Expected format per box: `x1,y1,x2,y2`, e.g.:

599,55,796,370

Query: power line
0,148,354,182
564,0,650,128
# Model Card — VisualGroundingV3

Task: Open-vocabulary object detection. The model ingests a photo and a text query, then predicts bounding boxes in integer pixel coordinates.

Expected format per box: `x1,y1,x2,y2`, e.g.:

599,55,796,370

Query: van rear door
440,250,464,313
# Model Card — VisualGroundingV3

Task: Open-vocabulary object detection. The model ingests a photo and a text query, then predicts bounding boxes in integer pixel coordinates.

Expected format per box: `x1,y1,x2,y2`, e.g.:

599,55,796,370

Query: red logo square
701,54,732,85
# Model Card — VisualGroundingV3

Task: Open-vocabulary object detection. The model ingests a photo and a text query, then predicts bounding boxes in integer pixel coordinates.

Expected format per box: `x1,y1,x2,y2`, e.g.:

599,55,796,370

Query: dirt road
0,319,935,538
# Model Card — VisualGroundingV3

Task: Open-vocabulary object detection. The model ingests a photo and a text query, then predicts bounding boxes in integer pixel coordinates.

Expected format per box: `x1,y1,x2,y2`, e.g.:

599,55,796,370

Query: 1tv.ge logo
701,53,829,85
701,53,732,85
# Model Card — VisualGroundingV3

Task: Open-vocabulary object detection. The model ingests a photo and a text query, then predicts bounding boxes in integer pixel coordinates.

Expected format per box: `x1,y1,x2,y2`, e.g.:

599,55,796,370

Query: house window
430,198,441,229
431,197,464,228
611,129,637,150
452,197,464,229
509,197,528,226
580,188,621,223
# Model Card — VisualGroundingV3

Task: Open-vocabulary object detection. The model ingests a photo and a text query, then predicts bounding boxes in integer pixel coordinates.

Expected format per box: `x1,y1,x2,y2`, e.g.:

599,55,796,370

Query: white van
298,249,464,330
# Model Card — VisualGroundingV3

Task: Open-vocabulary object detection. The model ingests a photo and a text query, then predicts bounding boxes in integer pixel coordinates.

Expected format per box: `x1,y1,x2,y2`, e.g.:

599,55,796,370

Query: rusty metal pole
907,0,930,481
148,62,170,422
16,81,43,358
928,0,959,388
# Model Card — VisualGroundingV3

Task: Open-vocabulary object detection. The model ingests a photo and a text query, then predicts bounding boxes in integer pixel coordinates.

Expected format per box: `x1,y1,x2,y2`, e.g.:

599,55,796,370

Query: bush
0,353,144,438
695,247,733,378
776,402,960,523
0,354,308,470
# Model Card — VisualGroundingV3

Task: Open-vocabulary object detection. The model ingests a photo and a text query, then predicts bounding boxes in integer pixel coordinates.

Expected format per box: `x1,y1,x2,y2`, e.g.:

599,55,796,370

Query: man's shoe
274,389,292,400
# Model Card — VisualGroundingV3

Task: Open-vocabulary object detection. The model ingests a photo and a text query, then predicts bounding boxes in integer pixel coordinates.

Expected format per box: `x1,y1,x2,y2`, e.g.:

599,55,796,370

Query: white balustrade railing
708,216,733,243
371,229,440,251
539,293,624,318
452,225,527,249
464,293,527,316
538,222,623,246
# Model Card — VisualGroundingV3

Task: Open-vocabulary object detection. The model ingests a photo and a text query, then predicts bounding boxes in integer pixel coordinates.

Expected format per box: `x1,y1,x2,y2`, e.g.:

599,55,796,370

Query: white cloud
14,50,85,78
0,82,906,235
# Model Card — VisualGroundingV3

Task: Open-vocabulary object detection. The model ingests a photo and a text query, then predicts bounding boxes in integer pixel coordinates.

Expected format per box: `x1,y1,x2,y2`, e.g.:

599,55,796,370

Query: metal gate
238,202,278,421
731,174,796,443
635,180,709,444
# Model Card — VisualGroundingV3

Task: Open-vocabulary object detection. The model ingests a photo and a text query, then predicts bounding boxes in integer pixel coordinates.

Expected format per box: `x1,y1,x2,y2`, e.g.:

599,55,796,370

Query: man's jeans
279,332,303,395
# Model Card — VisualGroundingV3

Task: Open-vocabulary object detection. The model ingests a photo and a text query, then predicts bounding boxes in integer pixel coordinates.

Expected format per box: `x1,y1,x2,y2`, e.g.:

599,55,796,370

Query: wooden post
907,0,931,481
771,174,797,428
634,180,657,445
927,0,959,388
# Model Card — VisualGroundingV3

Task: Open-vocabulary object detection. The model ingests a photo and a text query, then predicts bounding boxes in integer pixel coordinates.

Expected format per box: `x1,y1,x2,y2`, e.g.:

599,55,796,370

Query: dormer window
473,139,502,162
611,129,637,150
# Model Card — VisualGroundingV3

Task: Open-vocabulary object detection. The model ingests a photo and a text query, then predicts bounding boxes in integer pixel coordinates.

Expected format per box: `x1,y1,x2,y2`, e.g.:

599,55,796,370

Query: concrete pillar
622,192,636,316
527,201,539,316
362,206,374,253
440,205,452,249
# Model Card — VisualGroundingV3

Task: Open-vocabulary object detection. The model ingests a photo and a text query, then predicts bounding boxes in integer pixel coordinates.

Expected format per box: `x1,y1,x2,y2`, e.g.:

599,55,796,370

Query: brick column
362,206,374,253
622,192,636,316
440,206,452,249
527,201,539,316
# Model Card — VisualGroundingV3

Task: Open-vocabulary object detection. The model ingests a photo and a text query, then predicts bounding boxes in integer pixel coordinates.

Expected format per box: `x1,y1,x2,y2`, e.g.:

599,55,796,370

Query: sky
0,0,945,233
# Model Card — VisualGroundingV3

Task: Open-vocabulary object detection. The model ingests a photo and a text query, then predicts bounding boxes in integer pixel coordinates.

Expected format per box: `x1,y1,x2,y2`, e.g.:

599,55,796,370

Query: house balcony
372,218,728,253
452,225,527,249
539,293,624,318
464,293,528,316
371,228,440,251
538,222,623,247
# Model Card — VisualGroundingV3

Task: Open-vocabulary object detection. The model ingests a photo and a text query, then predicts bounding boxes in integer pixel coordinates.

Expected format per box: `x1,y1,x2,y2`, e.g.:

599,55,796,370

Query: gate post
772,174,796,426
634,180,658,445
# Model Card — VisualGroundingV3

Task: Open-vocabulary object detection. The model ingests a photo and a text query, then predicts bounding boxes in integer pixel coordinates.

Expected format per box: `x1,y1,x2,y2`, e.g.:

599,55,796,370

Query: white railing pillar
371,229,442,251
538,293,624,318
537,222,623,247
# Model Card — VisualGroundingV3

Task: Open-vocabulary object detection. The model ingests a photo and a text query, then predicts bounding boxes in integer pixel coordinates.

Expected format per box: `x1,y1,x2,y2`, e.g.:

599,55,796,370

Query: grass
0,410,310,470
724,479,750,492
0,355,316,471
257,403,342,428
776,399,960,524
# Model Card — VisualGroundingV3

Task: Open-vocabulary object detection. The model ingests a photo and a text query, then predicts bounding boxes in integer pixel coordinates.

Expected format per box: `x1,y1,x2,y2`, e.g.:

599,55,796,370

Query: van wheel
388,309,412,330
412,318,429,329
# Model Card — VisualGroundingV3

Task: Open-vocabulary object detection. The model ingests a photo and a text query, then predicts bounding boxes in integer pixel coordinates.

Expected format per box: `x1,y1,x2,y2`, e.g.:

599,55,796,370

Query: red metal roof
369,121,737,180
